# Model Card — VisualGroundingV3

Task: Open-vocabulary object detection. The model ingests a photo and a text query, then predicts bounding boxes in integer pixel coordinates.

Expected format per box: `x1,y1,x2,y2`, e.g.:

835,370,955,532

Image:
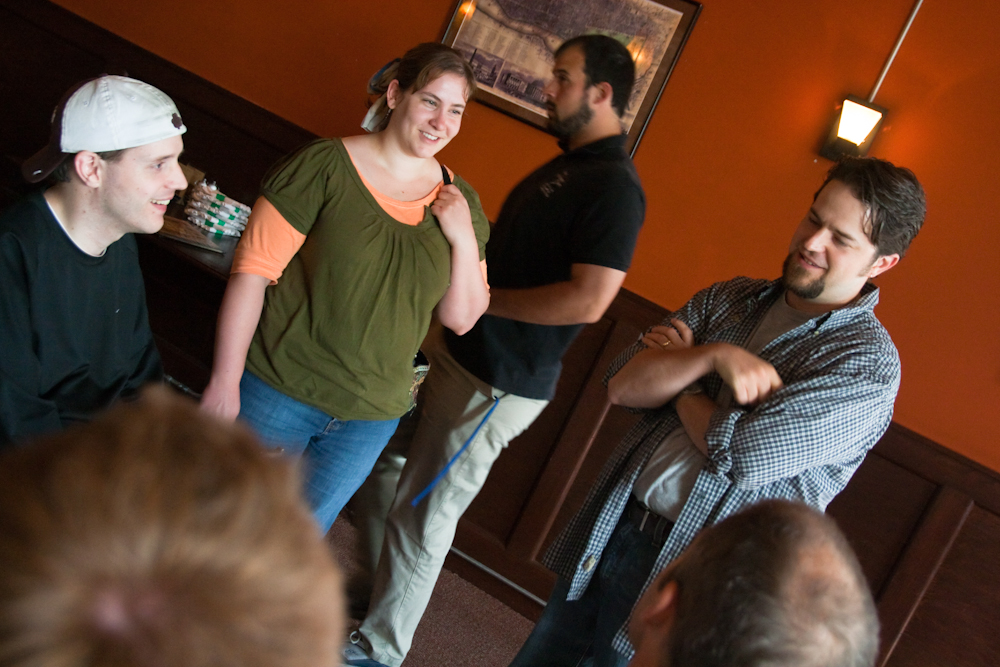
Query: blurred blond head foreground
0,387,344,667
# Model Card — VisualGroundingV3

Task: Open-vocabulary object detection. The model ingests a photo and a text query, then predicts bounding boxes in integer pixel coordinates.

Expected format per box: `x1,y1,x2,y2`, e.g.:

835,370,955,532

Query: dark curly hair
817,156,926,258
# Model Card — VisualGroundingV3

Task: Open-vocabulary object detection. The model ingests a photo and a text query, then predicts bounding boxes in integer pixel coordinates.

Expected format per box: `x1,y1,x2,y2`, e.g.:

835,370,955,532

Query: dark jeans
510,512,663,667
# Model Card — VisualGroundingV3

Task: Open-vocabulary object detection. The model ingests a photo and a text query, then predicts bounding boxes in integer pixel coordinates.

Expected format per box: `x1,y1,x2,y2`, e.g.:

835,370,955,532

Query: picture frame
442,0,701,156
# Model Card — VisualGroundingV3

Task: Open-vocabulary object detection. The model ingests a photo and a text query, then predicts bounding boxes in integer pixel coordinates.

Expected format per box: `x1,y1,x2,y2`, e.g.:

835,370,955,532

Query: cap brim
22,143,69,184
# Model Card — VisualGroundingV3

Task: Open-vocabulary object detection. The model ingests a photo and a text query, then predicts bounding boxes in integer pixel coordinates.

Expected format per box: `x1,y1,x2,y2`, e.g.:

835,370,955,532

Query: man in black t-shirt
346,35,646,667
0,76,188,446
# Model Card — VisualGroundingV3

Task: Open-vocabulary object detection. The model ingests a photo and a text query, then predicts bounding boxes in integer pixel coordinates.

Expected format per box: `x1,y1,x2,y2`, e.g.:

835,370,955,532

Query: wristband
672,382,704,408
679,382,704,397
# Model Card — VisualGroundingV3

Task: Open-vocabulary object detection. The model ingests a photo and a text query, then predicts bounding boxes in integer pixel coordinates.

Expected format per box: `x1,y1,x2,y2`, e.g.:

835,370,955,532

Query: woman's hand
198,272,270,423
431,184,476,250
431,184,489,334
201,379,241,422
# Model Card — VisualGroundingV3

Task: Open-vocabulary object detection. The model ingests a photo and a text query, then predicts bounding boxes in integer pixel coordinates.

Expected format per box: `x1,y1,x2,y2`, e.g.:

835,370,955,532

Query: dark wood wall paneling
3,3,1000,665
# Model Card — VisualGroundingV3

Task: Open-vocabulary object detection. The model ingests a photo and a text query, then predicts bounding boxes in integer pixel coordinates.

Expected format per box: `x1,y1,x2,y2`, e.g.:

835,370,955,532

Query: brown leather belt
626,496,675,548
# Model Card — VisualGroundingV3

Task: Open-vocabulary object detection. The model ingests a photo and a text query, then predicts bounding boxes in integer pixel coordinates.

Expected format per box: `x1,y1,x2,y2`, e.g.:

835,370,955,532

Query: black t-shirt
446,134,645,399
0,190,163,446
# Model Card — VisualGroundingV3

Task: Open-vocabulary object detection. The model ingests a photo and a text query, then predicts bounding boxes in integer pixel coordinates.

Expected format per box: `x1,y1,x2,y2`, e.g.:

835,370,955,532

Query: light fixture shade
838,100,883,144
820,95,888,161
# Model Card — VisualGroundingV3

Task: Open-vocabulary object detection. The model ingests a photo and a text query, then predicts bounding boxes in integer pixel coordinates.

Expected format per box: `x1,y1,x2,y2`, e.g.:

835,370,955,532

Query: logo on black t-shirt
539,170,569,198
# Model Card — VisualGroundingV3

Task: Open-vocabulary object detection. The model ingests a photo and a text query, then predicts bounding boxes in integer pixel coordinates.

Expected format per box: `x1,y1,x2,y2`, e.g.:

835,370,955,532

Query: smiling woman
199,43,491,537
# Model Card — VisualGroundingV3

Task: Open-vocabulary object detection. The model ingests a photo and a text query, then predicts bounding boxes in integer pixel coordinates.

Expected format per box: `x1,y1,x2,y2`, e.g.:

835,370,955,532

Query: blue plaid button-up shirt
542,277,900,659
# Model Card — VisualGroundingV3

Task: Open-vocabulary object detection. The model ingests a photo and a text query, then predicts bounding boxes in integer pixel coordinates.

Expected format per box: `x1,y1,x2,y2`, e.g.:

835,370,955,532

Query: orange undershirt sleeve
232,166,488,288
230,197,307,284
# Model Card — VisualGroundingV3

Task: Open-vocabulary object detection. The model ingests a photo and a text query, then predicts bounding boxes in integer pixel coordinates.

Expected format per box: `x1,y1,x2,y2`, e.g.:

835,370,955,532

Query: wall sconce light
820,95,887,160
819,0,923,161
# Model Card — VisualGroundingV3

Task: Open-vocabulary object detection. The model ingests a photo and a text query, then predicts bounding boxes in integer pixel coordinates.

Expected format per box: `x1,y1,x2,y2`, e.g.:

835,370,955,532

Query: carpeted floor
327,516,535,667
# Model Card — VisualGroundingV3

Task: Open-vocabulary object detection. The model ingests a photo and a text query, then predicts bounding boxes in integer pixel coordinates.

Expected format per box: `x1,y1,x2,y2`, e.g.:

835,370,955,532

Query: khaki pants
353,324,548,667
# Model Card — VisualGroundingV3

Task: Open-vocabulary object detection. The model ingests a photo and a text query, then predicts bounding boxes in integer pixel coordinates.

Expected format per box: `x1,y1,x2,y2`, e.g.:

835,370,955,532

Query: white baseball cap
22,75,187,183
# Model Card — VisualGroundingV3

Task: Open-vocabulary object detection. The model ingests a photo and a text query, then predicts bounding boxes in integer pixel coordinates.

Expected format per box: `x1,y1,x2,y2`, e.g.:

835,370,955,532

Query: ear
589,81,614,109
630,571,680,660
385,79,402,110
74,151,102,188
638,578,679,632
868,253,900,279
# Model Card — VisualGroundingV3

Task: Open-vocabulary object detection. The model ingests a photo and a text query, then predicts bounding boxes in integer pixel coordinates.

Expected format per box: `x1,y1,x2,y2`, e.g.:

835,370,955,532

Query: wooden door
447,291,664,618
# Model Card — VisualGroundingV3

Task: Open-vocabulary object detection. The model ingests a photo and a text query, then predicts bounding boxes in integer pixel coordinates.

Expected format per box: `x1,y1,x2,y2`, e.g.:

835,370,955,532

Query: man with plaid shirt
510,156,926,667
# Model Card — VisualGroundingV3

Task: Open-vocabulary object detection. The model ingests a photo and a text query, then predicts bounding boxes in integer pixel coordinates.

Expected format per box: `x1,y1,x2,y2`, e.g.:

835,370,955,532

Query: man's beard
782,252,825,300
547,99,594,139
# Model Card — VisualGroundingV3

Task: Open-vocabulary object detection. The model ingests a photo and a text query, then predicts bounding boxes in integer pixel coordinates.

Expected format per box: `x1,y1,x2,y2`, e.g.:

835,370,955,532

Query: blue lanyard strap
410,396,501,507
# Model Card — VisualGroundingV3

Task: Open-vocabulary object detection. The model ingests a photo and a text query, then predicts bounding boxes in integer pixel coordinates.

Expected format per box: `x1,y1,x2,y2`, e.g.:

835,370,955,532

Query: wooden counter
136,231,237,392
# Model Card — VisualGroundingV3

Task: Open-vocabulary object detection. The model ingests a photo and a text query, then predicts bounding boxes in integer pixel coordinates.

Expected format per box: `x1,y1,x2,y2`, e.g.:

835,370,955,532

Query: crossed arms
608,318,783,456
605,282,898,490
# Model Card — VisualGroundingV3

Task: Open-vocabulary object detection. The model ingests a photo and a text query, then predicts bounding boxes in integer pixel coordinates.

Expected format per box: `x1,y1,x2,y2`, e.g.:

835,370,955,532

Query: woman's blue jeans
239,371,399,534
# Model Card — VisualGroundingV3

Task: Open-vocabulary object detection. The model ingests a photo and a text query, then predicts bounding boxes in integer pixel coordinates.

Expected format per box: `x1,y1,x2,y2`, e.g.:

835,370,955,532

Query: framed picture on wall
441,0,701,156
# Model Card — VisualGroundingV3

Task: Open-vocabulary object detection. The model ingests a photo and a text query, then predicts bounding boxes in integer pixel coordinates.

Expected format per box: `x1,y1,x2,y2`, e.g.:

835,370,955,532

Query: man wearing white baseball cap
0,75,188,446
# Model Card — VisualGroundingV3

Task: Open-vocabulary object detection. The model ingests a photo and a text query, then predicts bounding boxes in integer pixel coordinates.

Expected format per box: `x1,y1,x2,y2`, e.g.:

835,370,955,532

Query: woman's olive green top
246,138,489,420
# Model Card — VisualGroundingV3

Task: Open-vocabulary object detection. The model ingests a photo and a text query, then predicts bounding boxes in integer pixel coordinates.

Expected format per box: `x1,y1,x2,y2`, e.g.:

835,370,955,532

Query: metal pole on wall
868,0,925,103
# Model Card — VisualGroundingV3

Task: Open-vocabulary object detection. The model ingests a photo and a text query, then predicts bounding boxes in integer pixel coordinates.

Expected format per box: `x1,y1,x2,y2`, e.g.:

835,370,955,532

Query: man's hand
641,318,694,351
710,343,783,405
607,319,709,408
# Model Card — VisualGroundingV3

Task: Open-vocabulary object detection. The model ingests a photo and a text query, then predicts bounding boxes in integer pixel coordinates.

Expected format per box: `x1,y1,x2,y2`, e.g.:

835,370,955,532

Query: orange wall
54,0,1000,471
